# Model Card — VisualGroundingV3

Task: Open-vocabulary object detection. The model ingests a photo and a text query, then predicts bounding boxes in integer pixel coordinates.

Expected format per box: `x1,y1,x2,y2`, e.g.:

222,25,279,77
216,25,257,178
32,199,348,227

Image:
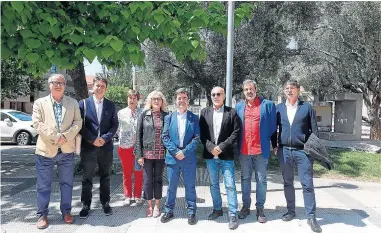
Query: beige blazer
32,95,82,158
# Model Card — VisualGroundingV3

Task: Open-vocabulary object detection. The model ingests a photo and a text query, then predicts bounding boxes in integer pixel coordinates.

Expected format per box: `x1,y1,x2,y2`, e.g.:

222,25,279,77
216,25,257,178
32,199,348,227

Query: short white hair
242,79,257,89
48,74,66,83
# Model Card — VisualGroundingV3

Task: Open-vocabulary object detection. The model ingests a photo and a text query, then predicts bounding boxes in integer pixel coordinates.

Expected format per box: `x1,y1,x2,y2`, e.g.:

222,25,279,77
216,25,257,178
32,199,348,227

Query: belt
57,148,62,154
283,146,303,150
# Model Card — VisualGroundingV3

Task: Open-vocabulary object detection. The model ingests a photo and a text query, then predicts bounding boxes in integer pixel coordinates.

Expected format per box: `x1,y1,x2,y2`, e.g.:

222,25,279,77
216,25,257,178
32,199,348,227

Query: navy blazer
276,100,318,149
162,111,200,165
79,96,119,151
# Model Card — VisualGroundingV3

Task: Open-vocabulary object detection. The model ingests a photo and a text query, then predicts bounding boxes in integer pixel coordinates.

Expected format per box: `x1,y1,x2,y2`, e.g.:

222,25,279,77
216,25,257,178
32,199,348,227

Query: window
316,116,322,122
1,113,17,122
1,113,8,121
7,111,32,121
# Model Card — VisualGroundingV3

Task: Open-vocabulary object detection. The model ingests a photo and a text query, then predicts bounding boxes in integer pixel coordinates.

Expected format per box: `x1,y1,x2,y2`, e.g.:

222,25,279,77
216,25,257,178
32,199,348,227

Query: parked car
0,109,37,145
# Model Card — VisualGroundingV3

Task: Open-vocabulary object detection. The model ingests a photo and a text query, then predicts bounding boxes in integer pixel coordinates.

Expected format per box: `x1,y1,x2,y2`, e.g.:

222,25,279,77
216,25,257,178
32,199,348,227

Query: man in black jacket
274,79,322,232
199,87,241,230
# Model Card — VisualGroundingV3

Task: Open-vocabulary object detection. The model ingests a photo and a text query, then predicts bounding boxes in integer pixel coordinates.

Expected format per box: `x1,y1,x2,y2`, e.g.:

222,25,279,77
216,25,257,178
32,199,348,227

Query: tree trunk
67,62,88,100
367,94,381,140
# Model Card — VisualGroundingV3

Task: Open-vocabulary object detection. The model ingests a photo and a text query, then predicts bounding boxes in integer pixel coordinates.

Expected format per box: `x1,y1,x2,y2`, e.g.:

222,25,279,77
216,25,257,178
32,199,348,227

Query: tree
296,2,381,139
142,2,320,105
105,85,130,110
1,1,254,100
1,57,44,101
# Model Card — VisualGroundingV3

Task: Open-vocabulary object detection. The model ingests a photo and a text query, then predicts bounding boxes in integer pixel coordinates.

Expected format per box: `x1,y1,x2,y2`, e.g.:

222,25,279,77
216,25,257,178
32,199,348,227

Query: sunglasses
50,81,66,87
151,97,162,102
211,93,223,97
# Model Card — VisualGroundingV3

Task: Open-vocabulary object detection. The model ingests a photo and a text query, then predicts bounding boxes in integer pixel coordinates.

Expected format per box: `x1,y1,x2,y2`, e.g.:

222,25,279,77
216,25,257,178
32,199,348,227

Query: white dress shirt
285,100,298,125
177,110,187,148
213,105,224,143
93,95,104,136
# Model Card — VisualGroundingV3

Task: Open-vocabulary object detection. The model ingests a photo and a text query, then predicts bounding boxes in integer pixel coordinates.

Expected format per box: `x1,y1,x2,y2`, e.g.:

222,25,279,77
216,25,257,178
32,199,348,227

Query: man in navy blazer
161,88,200,225
78,76,119,219
274,79,321,233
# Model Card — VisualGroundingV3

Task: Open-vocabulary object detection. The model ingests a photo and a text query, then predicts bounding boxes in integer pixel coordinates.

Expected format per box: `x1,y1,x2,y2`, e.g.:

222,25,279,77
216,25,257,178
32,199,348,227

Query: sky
83,57,103,75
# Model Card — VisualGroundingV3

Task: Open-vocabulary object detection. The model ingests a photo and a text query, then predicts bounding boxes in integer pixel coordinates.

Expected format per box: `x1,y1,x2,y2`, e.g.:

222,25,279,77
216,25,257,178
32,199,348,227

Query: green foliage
1,58,44,100
105,85,130,108
1,1,255,77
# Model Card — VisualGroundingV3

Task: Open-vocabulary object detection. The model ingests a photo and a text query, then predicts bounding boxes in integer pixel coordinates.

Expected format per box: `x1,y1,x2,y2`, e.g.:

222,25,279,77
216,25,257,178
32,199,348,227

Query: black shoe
160,212,174,223
282,212,295,222
256,208,267,223
103,202,113,216
208,209,223,220
238,206,250,219
188,214,197,225
307,218,322,232
229,216,238,230
79,205,90,219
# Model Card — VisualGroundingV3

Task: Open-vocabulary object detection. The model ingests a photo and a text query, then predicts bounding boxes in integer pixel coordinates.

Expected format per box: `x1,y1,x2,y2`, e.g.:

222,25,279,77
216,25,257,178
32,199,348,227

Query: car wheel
16,131,31,145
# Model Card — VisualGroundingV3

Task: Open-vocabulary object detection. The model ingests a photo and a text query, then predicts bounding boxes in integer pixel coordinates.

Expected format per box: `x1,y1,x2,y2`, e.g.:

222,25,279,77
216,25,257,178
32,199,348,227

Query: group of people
32,74,322,233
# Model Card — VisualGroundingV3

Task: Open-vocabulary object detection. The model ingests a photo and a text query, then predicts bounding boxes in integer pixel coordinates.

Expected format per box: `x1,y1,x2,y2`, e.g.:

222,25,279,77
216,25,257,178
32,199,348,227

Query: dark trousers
143,158,165,200
277,147,316,218
80,147,113,206
36,153,74,217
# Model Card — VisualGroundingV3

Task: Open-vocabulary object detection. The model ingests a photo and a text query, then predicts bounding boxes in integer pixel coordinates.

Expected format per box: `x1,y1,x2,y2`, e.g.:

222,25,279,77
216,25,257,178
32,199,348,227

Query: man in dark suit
161,88,200,225
274,79,322,232
78,76,119,218
199,86,241,230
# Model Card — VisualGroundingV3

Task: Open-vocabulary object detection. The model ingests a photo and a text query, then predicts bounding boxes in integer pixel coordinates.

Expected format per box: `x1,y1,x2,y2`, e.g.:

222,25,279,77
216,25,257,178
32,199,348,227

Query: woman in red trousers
117,90,143,206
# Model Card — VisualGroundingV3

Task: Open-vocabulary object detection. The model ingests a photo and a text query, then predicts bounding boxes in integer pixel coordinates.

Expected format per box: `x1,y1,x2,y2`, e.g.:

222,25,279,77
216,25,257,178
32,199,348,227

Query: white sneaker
124,198,132,206
135,198,143,206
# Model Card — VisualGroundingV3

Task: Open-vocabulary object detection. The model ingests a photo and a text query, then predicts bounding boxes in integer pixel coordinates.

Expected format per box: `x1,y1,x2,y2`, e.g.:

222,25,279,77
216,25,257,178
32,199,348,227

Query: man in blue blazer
274,79,321,233
78,76,119,219
161,88,200,225
235,79,277,223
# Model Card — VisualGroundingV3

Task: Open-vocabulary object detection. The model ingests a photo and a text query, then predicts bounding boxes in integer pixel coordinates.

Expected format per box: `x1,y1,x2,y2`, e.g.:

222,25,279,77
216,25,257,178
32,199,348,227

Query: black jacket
134,109,168,158
275,101,318,149
199,106,241,160
304,133,333,170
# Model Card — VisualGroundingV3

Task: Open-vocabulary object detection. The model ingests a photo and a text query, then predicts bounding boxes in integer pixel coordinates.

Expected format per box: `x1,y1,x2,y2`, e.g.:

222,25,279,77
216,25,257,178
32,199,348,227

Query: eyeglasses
151,97,162,102
50,81,66,87
211,93,223,97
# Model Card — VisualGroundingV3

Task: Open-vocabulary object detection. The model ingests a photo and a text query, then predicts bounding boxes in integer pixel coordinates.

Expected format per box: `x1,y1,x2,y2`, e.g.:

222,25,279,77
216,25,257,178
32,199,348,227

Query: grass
267,148,381,182
312,149,381,182
198,145,380,182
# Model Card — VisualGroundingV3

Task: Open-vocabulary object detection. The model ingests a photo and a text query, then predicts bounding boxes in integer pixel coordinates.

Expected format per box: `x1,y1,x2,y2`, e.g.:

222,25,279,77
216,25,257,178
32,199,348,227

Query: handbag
75,99,86,155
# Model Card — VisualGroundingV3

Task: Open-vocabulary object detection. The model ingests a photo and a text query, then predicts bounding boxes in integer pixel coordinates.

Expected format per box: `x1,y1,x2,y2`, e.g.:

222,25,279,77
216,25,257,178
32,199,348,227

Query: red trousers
118,146,143,198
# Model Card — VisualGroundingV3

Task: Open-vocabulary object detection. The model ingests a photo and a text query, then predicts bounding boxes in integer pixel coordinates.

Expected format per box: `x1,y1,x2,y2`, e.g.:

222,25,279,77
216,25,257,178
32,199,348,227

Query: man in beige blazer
32,74,82,229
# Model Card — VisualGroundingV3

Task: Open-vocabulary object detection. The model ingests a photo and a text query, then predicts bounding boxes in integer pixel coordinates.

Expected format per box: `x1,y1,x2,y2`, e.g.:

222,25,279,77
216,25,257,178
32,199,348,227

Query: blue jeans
165,160,197,215
239,154,268,209
36,153,74,217
278,147,316,218
206,159,238,216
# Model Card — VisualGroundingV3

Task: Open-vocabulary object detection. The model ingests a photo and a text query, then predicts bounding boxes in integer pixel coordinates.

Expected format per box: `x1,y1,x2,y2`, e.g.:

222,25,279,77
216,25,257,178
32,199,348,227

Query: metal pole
132,65,136,90
226,1,234,107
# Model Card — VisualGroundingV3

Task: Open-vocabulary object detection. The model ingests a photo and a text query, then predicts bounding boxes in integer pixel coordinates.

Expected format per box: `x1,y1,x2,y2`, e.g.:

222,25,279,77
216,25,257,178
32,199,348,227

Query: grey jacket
304,133,333,170
134,109,168,158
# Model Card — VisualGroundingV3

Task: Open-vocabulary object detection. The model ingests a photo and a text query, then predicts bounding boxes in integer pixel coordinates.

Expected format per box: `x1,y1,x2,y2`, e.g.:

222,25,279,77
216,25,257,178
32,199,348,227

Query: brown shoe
37,216,48,229
63,214,74,224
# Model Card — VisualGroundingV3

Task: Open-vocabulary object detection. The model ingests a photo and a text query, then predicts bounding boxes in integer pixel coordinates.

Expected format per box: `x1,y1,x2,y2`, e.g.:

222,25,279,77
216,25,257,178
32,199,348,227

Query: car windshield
7,111,32,121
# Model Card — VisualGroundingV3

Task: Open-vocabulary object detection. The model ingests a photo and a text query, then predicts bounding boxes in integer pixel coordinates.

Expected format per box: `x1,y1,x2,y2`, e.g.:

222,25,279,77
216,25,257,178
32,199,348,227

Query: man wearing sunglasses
199,86,241,230
32,74,82,229
235,79,277,223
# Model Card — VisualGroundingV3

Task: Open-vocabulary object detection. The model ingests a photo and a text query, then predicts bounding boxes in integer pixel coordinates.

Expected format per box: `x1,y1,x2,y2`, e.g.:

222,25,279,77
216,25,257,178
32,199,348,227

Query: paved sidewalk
1,145,381,233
